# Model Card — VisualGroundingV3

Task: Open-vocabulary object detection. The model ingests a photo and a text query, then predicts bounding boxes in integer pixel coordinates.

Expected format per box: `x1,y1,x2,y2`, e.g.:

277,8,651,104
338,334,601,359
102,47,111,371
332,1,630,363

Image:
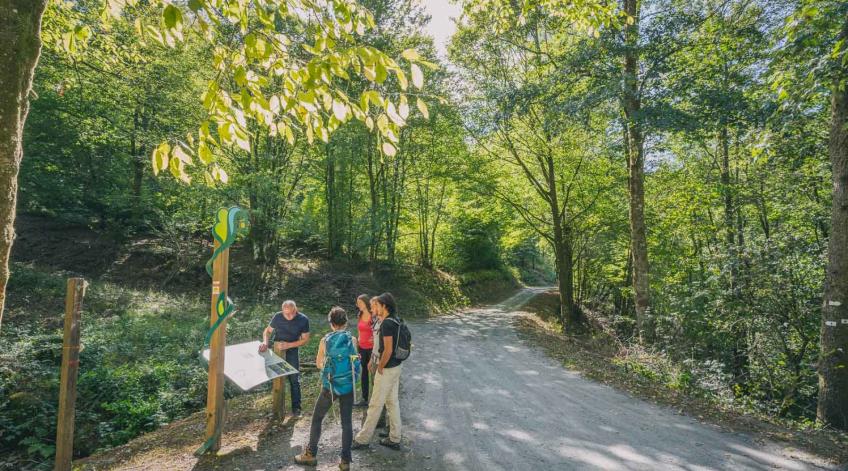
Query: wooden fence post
54,278,86,471
204,240,229,451
272,342,287,419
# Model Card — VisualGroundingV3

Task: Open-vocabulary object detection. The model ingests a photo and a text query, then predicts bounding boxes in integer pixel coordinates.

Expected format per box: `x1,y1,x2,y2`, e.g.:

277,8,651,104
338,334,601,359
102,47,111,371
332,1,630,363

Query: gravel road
284,288,837,471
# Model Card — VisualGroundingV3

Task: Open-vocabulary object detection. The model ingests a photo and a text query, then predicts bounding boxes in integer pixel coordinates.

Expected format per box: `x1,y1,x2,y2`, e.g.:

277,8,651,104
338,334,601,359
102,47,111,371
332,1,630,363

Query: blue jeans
285,348,302,411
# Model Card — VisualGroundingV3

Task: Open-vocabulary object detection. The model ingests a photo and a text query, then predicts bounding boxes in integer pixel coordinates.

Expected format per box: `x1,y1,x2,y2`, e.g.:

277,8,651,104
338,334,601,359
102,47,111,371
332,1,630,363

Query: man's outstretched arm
259,325,274,352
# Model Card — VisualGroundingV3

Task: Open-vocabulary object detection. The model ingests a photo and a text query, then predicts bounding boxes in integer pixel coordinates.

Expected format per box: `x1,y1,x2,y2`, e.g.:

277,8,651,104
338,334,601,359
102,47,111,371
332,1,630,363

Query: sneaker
339,459,351,471
351,441,370,450
379,437,401,450
378,429,389,438
290,409,303,419
294,450,317,466
354,400,369,408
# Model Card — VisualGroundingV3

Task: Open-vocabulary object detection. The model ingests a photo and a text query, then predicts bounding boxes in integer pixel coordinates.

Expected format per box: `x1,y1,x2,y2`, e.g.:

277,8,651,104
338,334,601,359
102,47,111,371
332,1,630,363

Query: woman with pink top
355,294,374,407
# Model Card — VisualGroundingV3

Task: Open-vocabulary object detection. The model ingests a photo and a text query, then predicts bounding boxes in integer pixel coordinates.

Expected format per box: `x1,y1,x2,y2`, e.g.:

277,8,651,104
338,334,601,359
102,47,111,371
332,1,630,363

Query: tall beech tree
774,0,848,431
0,0,49,333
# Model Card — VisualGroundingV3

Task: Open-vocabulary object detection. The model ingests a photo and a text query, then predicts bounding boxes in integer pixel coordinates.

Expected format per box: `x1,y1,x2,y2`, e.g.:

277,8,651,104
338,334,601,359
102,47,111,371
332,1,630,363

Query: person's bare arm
259,325,274,352
316,338,326,369
278,331,311,350
378,335,393,374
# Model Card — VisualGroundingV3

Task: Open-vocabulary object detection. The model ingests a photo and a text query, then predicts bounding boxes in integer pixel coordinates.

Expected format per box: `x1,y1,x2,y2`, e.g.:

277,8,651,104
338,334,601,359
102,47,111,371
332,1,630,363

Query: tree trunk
554,224,578,331
131,107,147,226
325,143,341,258
622,0,651,340
817,24,848,429
720,123,748,388
0,0,49,333
366,134,380,263
547,153,579,332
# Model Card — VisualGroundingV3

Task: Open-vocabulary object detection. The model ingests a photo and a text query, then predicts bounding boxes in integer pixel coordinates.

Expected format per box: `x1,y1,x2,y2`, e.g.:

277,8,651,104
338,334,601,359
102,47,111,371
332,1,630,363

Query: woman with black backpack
352,292,410,451
295,307,360,470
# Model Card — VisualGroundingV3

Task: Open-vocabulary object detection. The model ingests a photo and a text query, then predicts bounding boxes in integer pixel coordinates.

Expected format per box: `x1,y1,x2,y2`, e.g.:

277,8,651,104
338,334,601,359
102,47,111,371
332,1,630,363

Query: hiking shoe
379,437,401,450
354,400,368,408
378,429,389,438
339,459,351,471
294,450,317,466
351,441,370,450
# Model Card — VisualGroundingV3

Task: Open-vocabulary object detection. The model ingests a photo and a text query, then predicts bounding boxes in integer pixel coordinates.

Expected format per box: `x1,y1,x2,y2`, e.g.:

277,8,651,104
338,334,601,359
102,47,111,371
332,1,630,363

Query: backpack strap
383,317,402,354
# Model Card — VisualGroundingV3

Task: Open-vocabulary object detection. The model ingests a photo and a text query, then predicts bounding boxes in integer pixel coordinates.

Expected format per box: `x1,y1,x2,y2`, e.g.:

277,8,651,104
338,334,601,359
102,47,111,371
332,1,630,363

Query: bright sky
421,0,462,59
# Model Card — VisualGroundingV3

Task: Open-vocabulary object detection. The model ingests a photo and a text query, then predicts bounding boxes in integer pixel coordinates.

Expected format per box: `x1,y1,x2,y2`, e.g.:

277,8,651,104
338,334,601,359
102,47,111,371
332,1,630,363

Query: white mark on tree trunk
828,300,842,306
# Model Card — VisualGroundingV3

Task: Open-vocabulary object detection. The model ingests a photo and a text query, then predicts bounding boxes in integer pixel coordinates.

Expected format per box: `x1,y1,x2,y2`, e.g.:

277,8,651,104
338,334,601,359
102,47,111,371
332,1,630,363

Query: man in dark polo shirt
260,300,310,416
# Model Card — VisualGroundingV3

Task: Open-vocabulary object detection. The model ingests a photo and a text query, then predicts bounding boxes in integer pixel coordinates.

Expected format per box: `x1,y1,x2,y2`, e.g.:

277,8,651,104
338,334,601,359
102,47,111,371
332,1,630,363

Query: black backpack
384,317,412,361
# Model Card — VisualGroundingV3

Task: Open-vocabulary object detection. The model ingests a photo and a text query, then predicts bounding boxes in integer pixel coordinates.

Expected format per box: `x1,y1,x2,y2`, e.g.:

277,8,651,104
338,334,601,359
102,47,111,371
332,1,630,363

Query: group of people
258,293,408,470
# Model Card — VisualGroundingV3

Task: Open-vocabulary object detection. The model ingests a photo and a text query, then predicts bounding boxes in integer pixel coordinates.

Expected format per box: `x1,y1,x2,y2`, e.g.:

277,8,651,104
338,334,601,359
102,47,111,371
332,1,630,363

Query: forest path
80,288,836,471
279,288,834,471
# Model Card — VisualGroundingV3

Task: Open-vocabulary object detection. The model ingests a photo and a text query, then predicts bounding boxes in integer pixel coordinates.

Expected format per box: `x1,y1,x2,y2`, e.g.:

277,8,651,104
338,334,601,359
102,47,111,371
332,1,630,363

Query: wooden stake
272,341,287,419
54,278,86,471
204,240,229,451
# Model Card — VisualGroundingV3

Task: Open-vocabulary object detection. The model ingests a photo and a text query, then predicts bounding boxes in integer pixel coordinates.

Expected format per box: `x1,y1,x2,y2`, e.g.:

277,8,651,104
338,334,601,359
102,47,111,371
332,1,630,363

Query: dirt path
81,288,837,470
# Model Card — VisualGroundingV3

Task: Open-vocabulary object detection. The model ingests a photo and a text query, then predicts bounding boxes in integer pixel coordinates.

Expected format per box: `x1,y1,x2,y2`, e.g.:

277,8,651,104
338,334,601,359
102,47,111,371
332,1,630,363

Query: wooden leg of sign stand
272,342,287,419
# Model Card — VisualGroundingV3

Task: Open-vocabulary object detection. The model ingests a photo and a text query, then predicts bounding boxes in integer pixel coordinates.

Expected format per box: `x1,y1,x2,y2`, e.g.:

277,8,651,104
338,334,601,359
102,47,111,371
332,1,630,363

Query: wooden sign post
272,341,287,419
54,277,86,471
204,239,229,452
197,206,248,455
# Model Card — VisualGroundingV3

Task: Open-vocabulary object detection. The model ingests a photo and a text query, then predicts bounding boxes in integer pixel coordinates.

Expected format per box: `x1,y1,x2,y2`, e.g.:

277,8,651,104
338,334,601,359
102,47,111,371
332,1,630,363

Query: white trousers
355,364,402,443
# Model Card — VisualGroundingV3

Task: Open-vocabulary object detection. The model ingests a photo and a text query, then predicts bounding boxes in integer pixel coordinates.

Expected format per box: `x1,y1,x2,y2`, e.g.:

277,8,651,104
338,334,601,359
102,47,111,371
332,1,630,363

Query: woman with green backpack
295,307,361,470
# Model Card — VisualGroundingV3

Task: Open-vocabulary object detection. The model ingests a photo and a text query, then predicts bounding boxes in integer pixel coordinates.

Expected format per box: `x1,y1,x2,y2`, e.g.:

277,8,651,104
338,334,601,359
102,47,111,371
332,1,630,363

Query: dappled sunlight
395,291,833,470
606,444,656,465
516,369,540,376
421,418,444,431
726,443,811,471
499,428,535,442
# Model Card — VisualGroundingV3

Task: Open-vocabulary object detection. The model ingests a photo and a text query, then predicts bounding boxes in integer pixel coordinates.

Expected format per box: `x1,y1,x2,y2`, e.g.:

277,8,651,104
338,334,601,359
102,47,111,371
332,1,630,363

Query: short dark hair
328,306,347,327
375,292,397,316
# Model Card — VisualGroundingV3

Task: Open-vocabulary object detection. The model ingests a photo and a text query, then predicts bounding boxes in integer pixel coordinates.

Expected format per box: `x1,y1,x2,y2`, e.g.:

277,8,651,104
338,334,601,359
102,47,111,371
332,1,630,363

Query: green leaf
386,102,405,126
151,142,170,175
364,64,377,82
411,64,423,89
211,165,228,183
382,142,397,156
396,69,408,90
74,25,92,43
376,114,389,133
398,95,409,120
416,97,429,119
198,142,213,164
163,5,182,30
401,48,421,61
173,144,192,165
333,99,348,121
375,62,388,83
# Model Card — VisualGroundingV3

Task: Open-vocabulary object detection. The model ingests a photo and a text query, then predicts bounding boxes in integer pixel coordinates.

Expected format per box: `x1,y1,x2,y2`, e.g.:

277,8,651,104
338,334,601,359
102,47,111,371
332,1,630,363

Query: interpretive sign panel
201,341,298,391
